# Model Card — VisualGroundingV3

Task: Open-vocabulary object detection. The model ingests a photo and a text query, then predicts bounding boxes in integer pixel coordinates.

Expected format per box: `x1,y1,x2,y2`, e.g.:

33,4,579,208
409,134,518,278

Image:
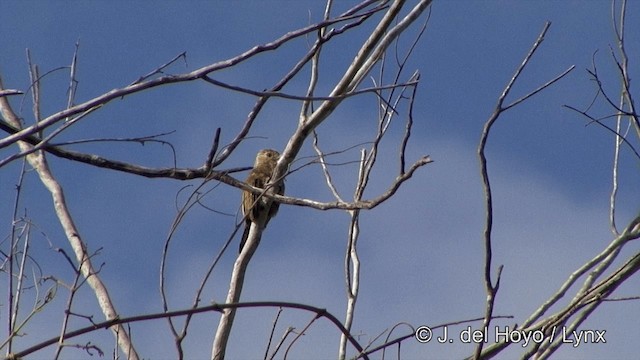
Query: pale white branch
0,75,140,360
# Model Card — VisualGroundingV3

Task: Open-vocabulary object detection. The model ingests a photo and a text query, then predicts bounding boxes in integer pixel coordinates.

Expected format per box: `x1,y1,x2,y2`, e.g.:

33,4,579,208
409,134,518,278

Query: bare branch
339,149,365,360
266,326,295,360
477,214,640,359
283,314,320,358
6,157,28,355
563,104,640,160
503,65,575,111
275,0,433,180
9,301,369,360
255,155,432,211
0,89,23,97
130,51,188,85
0,3,388,151
263,307,284,360
474,21,573,359
0,74,140,359
201,74,418,101
64,41,80,120
312,131,345,201
359,315,514,360
211,220,263,359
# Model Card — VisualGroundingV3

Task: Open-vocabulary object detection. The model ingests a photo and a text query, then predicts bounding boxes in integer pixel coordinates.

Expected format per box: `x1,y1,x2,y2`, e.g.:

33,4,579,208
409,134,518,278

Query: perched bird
240,149,285,252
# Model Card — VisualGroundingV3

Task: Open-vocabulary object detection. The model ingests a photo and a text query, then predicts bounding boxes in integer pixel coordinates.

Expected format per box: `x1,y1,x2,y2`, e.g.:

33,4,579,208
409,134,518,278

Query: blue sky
1,1,639,359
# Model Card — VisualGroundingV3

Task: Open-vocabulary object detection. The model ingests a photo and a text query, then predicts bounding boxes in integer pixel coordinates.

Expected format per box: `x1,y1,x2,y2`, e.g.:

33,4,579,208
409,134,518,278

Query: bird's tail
239,221,251,253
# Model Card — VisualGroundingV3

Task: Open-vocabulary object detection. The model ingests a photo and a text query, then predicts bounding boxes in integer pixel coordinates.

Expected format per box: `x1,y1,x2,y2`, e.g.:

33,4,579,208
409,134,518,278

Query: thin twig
9,301,370,360
201,74,418,101
266,327,295,360
263,308,284,360
0,3,388,151
0,71,140,359
474,21,574,359
65,41,80,122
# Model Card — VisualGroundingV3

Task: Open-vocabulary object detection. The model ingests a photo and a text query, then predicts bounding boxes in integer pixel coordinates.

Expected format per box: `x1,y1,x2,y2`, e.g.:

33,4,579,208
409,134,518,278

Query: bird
239,149,285,252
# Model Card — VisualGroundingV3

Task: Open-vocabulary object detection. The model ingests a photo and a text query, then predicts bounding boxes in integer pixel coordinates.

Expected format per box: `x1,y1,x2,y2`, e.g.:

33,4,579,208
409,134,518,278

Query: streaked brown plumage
239,149,284,252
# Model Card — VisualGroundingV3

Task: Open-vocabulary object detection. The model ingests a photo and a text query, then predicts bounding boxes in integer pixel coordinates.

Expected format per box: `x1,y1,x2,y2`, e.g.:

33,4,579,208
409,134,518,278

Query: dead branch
0,74,140,359
474,21,574,359
7,301,368,360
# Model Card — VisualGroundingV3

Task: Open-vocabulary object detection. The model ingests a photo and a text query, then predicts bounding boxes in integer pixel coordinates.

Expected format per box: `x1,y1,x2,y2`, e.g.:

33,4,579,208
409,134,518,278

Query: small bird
239,149,285,252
